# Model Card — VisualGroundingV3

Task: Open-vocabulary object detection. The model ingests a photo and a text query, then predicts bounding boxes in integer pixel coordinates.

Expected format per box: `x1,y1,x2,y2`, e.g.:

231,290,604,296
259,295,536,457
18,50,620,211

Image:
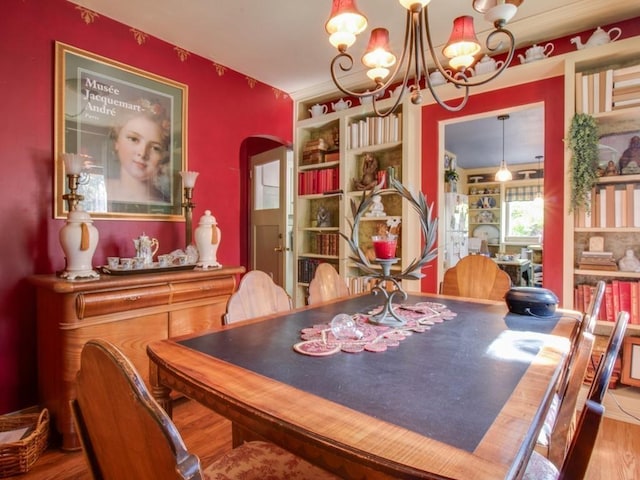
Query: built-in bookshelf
293,99,420,306
566,37,640,340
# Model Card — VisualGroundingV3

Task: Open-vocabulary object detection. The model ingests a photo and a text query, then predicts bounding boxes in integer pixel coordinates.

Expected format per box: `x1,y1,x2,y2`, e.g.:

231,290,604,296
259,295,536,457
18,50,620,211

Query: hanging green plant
444,168,459,183
568,113,599,213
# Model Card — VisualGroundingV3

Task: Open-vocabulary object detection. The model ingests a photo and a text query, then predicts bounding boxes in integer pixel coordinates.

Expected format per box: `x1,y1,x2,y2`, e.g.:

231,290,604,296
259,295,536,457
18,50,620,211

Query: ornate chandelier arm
419,7,471,112
425,8,516,89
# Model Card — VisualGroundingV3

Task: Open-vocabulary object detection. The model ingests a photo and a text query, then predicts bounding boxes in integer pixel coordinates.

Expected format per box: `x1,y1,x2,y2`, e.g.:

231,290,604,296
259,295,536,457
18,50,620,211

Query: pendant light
533,155,544,205
495,114,512,182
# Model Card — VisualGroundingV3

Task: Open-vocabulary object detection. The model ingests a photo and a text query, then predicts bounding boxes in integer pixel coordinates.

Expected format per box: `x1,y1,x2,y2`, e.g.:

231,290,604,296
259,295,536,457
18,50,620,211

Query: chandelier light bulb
449,54,475,70
367,67,391,81
329,31,356,49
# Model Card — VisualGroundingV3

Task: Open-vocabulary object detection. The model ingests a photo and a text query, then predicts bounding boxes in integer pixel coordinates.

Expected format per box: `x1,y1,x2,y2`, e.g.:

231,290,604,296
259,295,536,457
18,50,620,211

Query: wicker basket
0,409,49,477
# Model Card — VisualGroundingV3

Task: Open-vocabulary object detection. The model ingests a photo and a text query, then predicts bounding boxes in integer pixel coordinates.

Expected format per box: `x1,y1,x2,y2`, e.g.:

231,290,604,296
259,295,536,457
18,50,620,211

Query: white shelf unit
293,98,421,306
562,39,640,422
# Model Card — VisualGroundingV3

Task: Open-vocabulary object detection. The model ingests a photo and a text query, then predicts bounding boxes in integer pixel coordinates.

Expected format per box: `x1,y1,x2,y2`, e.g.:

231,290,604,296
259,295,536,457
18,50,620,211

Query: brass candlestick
62,173,84,212
182,186,196,246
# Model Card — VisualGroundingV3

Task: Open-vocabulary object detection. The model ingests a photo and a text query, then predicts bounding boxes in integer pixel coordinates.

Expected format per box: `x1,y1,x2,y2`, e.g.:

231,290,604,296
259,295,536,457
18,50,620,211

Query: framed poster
621,336,640,387
54,42,187,220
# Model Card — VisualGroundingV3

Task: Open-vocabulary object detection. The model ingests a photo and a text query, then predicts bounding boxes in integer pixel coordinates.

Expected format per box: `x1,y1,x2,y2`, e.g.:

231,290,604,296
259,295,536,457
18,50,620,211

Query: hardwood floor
7,398,640,479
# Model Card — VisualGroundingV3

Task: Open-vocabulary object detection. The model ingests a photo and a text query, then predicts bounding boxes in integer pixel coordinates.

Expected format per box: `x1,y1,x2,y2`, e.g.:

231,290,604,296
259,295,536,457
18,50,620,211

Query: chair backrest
583,280,606,336
553,279,606,418
307,263,350,305
546,331,595,467
558,311,629,479
72,339,202,480
441,255,512,301
224,270,292,324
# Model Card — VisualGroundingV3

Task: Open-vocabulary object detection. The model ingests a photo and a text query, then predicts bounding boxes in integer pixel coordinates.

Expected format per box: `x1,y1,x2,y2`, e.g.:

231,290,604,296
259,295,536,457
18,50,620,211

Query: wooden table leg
149,360,173,417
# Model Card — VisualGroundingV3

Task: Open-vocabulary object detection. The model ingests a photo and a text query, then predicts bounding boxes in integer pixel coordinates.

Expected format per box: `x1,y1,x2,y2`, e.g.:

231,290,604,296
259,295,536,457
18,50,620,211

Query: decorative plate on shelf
473,224,500,244
476,196,497,208
518,170,537,179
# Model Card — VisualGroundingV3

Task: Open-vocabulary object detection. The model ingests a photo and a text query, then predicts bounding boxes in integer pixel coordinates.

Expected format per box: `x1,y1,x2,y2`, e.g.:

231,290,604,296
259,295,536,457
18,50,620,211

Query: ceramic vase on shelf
59,207,99,280
195,210,221,268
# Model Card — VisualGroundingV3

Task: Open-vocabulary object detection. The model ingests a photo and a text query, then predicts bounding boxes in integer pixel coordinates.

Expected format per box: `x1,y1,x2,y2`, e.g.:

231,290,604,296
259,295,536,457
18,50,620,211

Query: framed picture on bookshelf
621,336,640,387
54,42,187,220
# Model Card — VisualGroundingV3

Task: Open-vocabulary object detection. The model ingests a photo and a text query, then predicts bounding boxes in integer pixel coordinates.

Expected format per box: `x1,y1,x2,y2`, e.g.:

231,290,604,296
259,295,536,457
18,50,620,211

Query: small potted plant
444,167,459,192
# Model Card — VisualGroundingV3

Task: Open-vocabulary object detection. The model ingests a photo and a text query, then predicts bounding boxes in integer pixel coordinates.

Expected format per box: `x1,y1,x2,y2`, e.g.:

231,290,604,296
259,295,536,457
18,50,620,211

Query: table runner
293,301,457,356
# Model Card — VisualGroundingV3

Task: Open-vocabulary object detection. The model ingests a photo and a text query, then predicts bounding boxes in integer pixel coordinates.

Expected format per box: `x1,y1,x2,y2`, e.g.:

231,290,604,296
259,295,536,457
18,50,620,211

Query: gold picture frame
621,335,640,387
54,42,188,220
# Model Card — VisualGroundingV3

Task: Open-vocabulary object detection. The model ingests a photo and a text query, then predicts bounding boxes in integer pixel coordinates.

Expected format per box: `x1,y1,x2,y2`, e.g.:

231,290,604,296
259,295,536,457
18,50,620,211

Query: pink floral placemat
293,302,457,356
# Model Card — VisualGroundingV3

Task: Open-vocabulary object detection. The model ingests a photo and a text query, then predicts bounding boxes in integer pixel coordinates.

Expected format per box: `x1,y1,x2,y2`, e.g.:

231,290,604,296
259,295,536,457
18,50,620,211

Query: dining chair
307,262,350,305
536,280,606,459
223,270,292,324
441,254,512,300
524,310,629,480
72,339,339,480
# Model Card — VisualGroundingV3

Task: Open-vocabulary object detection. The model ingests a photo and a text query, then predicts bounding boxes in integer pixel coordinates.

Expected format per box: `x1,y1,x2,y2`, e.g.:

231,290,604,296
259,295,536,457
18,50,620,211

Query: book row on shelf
297,258,323,284
574,184,640,228
575,280,640,325
575,63,640,114
346,113,402,150
313,232,339,257
298,167,339,195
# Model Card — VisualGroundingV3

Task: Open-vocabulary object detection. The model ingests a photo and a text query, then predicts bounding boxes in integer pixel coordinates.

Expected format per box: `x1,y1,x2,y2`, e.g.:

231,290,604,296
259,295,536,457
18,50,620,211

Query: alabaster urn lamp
195,210,221,269
59,153,99,280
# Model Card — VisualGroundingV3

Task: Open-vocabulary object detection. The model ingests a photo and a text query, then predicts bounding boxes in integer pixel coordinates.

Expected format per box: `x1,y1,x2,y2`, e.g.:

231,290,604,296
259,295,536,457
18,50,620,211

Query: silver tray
99,262,196,275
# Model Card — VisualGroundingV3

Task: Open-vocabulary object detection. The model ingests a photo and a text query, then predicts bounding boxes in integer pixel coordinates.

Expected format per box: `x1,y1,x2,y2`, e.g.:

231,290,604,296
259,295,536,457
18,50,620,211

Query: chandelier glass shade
326,0,521,117
495,114,512,182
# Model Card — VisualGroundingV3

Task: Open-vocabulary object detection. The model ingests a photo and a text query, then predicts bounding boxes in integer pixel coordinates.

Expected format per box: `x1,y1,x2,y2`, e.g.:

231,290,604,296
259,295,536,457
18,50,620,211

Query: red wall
421,77,566,298
0,0,292,413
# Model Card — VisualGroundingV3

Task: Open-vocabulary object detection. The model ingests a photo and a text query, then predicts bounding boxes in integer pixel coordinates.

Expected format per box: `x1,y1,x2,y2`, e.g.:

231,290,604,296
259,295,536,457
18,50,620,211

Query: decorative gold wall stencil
245,77,257,89
130,29,149,45
272,88,289,100
75,6,99,24
174,47,190,62
212,63,227,76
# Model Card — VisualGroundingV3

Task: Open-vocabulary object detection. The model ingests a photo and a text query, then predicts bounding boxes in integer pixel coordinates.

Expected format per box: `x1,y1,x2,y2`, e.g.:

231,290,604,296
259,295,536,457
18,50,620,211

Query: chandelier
325,0,522,117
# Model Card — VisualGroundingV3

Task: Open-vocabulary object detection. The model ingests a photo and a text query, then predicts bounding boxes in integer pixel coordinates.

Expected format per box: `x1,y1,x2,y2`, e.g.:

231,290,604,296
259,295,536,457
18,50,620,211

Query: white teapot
570,26,622,50
308,103,328,118
331,98,352,111
429,69,451,86
133,234,159,265
471,55,505,76
518,43,554,64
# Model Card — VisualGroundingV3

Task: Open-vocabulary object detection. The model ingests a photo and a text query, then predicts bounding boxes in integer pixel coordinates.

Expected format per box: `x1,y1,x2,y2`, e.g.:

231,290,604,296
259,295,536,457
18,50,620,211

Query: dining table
147,292,582,479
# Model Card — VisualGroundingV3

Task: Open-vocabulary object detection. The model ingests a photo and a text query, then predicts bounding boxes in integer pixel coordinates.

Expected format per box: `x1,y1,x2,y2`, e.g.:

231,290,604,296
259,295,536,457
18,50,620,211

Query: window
505,186,543,243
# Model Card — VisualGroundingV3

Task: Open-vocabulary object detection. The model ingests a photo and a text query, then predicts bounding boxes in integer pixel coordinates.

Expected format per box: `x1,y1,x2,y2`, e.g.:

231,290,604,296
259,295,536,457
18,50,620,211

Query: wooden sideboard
29,266,244,450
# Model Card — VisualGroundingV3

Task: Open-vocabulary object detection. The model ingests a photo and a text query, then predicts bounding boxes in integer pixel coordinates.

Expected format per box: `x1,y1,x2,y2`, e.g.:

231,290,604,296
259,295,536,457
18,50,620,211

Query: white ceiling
67,0,639,168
